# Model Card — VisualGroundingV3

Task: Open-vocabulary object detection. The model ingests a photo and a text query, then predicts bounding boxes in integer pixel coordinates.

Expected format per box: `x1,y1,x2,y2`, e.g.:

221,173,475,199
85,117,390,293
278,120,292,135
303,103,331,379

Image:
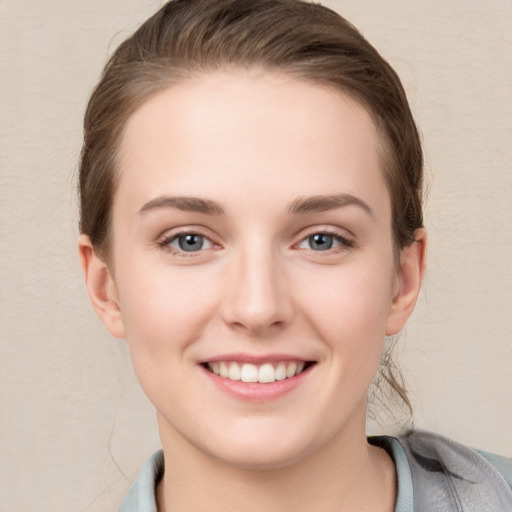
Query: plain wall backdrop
1,1,511,510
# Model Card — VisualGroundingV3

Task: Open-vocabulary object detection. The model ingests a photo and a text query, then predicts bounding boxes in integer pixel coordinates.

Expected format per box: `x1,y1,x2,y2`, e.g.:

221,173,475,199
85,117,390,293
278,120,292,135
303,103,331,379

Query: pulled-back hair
79,0,423,415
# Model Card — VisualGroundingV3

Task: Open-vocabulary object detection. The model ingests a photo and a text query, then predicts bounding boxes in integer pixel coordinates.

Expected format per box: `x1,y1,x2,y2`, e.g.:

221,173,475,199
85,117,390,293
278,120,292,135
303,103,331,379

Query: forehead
116,70,389,217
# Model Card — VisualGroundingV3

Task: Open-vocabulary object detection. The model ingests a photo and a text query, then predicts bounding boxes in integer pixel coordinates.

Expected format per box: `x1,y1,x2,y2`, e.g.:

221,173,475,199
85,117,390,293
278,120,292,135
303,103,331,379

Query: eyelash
158,229,217,257
296,229,354,253
158,227,354,258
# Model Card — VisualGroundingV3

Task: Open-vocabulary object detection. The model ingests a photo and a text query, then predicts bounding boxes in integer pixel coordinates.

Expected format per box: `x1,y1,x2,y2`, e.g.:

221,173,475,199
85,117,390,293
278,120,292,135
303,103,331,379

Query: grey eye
307,233,334,251
298,232,347,251
171,234,213,252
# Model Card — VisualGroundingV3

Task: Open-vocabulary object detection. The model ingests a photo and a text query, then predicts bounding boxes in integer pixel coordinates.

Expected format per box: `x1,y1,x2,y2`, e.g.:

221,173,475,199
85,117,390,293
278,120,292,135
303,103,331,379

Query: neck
156,413,396,512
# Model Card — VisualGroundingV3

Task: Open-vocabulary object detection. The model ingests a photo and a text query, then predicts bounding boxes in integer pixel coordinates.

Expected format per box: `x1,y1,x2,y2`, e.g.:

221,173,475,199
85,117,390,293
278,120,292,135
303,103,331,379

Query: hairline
95,65,401,265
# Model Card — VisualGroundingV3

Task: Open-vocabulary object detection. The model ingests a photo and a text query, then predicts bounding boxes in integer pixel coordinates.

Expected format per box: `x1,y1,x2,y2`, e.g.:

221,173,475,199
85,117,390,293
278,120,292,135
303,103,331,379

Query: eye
298,232,351,251
165,233,214,253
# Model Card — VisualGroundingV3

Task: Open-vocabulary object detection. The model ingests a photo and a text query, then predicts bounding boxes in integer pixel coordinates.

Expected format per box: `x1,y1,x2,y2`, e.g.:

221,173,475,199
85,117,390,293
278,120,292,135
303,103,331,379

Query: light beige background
1,1,511,510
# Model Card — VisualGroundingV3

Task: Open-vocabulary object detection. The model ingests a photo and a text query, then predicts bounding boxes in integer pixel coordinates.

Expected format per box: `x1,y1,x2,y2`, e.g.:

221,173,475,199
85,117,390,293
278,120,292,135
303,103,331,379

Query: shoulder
397,430,512,511
118,450,163,512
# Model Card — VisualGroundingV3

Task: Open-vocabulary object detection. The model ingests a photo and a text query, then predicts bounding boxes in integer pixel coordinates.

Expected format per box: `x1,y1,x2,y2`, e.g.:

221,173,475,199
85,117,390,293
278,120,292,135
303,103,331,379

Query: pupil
310,233,333,250
179,234,203,252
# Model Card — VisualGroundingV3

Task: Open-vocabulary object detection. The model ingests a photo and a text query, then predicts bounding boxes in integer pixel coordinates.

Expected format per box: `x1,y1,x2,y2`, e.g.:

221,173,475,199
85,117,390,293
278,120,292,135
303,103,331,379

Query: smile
206,361,311,384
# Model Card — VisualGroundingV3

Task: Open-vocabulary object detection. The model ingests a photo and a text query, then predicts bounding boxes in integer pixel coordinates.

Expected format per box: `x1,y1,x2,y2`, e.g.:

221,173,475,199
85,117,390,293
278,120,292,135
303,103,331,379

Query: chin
197,420,327,471
211,441,310,471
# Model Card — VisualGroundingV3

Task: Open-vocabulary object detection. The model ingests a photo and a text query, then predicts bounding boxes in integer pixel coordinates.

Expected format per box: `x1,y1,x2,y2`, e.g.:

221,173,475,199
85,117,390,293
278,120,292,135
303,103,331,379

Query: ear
385,228,427,336
78,234,126,339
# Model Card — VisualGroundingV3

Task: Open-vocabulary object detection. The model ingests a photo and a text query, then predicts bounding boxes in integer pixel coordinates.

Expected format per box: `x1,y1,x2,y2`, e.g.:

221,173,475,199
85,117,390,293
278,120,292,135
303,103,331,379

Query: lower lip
200,365,313,401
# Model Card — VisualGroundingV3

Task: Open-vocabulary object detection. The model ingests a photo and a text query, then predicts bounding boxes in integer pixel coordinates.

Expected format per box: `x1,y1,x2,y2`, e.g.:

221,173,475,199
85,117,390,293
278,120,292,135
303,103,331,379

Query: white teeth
240,363,258,383
258,363,275,383
286,362,297,378
219,362,229,378
207,361,309,383
228,362,241,381
275,363,287,381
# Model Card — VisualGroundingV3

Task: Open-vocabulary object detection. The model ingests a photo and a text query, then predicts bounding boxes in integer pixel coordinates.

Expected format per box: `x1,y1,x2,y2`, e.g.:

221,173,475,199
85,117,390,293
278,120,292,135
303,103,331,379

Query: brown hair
79,0,423,415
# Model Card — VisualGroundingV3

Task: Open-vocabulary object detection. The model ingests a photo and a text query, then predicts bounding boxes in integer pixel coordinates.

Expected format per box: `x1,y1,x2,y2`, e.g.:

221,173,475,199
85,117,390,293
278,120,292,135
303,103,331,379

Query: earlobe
385,228,427,336
78,234,126,339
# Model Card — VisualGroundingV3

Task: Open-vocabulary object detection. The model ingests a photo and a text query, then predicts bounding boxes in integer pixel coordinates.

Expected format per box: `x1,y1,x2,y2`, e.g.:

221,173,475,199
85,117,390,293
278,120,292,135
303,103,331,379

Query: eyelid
155,225,354,256
157,227,221,256
169,234,214,251
294,226,355,250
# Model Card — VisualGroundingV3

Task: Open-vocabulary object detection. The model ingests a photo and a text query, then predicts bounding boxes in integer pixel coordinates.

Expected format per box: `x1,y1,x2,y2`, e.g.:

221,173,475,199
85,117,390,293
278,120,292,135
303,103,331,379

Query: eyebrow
288,194,374,217
138,196,225,215
138,193,372,217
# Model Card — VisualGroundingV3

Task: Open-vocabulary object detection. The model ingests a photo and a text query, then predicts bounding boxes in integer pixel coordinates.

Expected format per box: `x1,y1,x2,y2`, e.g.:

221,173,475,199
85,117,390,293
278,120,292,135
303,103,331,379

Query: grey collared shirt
119,432,512,511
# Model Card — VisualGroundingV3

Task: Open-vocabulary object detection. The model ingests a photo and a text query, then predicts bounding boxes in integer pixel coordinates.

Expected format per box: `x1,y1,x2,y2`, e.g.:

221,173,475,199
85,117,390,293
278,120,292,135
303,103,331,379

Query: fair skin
79,70,425,511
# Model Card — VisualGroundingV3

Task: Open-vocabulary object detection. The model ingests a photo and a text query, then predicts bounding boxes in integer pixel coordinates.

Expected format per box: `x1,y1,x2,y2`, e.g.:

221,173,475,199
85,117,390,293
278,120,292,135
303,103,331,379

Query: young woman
77,1,512,510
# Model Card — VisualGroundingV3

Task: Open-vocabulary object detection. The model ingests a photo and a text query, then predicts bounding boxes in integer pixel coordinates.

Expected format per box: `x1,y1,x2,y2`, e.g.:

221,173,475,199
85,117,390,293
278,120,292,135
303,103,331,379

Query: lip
199,355,315,401
199,352,310,365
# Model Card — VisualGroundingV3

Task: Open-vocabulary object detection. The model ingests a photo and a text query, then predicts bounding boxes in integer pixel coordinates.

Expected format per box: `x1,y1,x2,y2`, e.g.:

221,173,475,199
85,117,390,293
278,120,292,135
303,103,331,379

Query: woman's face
89,70,421,468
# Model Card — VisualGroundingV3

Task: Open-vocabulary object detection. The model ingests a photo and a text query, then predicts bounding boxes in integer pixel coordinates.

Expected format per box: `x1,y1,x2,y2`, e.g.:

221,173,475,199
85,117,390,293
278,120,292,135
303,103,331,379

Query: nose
220,244,294,335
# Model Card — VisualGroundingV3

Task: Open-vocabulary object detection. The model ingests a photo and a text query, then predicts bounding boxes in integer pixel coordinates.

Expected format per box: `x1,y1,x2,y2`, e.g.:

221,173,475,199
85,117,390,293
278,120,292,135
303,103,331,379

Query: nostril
227,319,287,335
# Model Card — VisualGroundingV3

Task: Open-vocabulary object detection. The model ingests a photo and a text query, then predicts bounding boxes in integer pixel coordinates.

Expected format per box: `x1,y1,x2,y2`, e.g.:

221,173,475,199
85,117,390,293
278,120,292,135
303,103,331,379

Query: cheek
118,265,217,343
306,260,393,325
114,262,219,405
113,253,220,381
298,257,395,363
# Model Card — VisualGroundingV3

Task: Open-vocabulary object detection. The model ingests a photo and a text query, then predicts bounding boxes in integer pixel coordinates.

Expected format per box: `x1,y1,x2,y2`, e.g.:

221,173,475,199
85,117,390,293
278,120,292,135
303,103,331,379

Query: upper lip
199,353,314,365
